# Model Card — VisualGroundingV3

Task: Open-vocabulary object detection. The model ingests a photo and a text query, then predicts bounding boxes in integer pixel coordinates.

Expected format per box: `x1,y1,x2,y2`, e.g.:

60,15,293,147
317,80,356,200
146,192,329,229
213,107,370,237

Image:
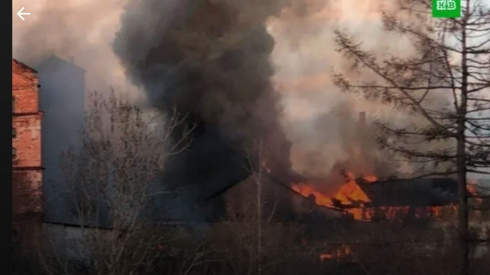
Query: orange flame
333,172,372,204
467,181,483,211
292,173,375,210
291,184,334,206
292,173,469,221
320,245,352,261
296,176,480,261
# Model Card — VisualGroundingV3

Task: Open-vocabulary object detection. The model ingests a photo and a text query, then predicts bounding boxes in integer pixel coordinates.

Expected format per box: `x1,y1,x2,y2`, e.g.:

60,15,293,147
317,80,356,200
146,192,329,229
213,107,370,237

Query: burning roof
291,172,463,221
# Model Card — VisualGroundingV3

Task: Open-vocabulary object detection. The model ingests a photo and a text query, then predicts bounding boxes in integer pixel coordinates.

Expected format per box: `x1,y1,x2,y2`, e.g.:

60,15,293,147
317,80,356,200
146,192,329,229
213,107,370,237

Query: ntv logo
433,0,461,18
437,0,457,10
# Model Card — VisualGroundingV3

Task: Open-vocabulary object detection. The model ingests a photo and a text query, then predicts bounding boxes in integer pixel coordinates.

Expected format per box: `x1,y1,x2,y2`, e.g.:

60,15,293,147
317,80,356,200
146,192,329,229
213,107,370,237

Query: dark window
12,148,16,157
12,127,16,138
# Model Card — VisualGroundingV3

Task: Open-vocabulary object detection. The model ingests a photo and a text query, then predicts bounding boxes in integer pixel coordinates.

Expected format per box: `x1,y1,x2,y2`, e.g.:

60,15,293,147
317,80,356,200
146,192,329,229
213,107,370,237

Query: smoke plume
112,0,331,191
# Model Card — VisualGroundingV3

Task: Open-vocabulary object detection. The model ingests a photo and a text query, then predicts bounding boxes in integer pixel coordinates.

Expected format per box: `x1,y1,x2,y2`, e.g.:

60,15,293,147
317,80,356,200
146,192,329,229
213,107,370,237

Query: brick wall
12,116,41,167
13,170,42,215
13,60,39,114
12,59,43,216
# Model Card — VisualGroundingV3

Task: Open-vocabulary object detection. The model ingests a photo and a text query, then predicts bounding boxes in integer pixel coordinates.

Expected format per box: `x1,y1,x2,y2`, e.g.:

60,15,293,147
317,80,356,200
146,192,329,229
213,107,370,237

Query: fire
292,173,468,221
333,172,372,205
467,181,484,212
292,172,376,220
320,245,352,261
294,175,481,261
352,205,458,221
291,184,334,206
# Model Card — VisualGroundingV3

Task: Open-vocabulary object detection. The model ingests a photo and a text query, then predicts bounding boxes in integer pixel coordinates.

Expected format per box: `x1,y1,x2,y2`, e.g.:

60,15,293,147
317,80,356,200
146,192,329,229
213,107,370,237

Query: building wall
37,56,86,224
43,223,101,262
13,116,41,167
13,60,39,112
12,59,43,216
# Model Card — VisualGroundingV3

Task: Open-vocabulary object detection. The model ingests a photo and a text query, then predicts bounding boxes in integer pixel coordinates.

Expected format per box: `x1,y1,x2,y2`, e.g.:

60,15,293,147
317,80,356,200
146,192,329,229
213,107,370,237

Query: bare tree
332,0,490,274
202,140,320,275
41,90,193,275
211,139,276,275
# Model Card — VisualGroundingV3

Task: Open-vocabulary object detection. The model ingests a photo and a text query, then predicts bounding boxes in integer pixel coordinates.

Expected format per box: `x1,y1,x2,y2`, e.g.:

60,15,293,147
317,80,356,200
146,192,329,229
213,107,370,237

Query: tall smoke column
113,0,320,195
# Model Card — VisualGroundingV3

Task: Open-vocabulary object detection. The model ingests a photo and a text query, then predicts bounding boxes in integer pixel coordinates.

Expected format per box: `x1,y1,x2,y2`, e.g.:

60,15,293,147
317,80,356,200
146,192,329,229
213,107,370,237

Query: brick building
11,55,87,223
12,59,43,217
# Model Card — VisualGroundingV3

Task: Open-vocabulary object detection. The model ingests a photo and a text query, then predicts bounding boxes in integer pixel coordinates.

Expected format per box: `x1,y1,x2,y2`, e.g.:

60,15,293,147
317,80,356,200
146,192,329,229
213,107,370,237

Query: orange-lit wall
12,59,43,215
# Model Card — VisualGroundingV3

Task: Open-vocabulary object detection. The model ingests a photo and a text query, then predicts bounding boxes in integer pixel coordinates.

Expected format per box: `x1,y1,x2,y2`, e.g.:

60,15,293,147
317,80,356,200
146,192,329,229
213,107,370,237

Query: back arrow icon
17,7,31,21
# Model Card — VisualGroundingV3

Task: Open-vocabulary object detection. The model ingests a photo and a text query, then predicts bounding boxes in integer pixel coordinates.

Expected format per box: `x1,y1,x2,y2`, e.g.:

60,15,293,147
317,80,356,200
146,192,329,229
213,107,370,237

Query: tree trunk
457,136,469,275
458,2,470,273
257,170,262,275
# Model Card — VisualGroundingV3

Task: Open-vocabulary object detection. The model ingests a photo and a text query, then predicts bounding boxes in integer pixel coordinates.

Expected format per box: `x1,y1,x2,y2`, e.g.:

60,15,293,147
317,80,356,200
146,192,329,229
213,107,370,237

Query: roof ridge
37,55,86,72
12,59,38,73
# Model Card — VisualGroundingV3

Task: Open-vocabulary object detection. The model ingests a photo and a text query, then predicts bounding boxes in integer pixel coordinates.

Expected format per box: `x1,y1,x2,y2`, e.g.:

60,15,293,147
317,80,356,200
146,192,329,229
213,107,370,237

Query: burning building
286,111,459,222
111,0,471,230
292,169,460,221
12,59,43,218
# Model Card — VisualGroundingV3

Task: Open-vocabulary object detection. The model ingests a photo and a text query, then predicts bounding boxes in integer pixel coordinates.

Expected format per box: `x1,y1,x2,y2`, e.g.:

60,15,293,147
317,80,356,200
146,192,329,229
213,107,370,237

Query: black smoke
113,0,314,198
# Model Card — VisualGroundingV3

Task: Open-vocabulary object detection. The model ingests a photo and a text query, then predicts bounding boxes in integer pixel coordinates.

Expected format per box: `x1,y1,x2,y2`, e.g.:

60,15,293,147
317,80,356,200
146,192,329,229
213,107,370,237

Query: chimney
359,112,366,127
